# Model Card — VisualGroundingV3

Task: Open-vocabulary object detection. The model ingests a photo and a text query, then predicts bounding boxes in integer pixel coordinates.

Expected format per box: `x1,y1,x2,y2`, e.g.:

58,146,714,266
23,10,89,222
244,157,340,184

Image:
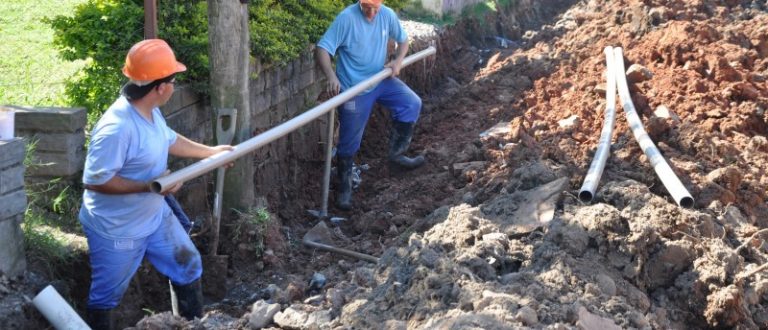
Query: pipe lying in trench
612,47,694,208
151,46,436,194
33,285,90,330
578,46,618,203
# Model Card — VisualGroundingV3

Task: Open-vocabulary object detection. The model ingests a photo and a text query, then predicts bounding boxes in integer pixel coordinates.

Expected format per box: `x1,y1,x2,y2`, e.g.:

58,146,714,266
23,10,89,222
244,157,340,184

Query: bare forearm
317,48,336,79
169,135,217,159
396,41,409,62
85,176,149,194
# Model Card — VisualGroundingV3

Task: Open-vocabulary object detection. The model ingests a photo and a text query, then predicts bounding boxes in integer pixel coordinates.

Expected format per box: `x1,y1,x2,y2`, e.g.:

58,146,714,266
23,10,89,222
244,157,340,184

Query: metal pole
320,110,335,217
144,0,157,39
151,46,436,193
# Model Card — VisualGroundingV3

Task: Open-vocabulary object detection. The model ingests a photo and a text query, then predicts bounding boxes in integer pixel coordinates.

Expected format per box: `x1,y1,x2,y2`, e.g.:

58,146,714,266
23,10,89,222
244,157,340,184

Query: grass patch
0,0,87,107
230,207,272,257
23,136,86,279
465,0,497,18
23,207,87,277
400,1,457,26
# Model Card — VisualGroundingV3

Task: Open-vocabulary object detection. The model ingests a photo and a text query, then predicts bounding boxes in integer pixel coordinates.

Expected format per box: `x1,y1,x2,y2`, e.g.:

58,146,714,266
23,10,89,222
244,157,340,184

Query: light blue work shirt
317,3,408,93
80,96,177,240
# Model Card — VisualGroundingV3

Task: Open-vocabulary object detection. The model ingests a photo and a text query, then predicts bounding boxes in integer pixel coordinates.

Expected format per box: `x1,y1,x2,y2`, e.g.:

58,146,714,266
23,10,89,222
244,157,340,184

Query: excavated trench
8,0,768,329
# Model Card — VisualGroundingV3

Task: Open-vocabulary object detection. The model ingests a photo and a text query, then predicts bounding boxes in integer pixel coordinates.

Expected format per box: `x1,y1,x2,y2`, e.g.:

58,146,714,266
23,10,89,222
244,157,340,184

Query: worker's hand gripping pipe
151,46,436,194
578,46,618,203
612,47,694,208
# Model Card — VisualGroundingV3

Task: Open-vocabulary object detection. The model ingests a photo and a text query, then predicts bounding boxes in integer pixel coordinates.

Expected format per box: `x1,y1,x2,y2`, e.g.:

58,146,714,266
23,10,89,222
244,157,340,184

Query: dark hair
120,74,176,100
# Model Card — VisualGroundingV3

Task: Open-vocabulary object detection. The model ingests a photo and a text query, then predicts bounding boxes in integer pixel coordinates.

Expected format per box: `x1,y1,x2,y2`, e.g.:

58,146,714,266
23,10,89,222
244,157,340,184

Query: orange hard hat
122,39,187,82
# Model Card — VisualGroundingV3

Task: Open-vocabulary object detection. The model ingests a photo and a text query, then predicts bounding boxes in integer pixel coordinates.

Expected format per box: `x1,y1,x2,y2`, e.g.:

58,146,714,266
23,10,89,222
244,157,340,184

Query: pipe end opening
150,181,162,194
679,196,695,209
578,191,593,203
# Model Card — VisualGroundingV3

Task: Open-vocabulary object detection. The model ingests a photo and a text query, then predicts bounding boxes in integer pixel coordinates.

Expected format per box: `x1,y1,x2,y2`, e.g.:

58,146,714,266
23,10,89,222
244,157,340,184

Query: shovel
202,107,237,300
303,221,379,263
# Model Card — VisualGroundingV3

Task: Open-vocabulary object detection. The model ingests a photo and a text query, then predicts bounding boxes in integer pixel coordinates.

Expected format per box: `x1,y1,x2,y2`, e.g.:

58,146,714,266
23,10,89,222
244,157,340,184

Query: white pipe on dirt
151,46,437,193
579,46,618,203
612,47,694,208
32,285,90,330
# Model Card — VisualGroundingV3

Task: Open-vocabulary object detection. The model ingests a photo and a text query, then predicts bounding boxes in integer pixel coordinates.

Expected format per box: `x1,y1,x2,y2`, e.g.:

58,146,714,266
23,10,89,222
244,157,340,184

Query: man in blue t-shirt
317,0,426,211
80,39,232,329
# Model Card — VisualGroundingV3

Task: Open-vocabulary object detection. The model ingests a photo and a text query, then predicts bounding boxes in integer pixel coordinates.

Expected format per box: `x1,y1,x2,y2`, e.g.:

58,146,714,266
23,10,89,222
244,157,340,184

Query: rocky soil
3,0,768,329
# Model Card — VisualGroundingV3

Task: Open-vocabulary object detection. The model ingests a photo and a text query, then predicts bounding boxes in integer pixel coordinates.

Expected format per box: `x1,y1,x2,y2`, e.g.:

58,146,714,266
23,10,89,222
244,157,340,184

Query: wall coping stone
7,106,86,133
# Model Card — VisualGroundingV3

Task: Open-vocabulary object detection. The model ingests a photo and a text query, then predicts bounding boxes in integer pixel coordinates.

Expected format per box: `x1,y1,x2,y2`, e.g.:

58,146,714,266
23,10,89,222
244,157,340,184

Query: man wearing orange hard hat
317,0,426,211
79,39,232,329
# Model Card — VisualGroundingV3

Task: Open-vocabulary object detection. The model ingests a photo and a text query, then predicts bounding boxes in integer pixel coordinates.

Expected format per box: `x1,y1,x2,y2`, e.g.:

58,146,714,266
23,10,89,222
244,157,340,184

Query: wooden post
207,0,254,211
144,0,157,39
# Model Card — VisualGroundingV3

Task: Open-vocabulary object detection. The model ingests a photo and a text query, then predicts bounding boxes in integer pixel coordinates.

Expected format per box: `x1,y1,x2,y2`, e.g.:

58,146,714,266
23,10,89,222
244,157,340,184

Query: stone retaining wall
249,46,327,208
0,139,27,277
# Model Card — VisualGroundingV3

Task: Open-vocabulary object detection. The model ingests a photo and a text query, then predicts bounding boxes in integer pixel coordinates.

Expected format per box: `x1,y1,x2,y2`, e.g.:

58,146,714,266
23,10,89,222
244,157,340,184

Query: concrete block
301,48,317,72
167,106,200,137
299,69,316,90
0,215,26,277
0,189,26,220
161,87,202,117
265,65,285,88
252,112,271,131
0,165,24,195
0,139,25,169
252,92,271,115
11,106,87,133
15,131,85,153
264,65,279,89
271,83,291,106
287,60,296,78
27,149,84,177
252,72,266,94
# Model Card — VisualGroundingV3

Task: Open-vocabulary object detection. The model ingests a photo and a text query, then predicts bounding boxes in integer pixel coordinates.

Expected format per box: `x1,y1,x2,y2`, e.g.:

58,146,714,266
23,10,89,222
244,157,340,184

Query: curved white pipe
579,46,618,203
151,47,436,193
613,47,694,208
32,285,90,330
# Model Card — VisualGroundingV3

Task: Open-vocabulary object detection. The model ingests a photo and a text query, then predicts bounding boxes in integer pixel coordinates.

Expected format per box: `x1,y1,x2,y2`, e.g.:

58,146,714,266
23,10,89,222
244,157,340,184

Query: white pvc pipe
613,47,694,208
152,46,437,193
32,285,90,330
579,46,618,203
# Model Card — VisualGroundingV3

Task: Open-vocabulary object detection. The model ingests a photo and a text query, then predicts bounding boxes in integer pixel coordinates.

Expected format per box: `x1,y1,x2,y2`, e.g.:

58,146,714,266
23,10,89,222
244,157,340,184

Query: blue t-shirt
79,96,178,240
317,3,407,93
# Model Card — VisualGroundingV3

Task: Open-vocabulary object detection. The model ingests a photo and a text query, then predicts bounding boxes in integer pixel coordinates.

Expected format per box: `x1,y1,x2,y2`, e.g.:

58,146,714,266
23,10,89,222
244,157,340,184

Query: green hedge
47,0,408,125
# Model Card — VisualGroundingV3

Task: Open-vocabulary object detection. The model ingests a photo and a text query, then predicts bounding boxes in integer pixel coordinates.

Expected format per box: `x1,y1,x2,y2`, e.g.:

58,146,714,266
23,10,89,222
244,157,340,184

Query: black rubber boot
389,121,426,169
171,278,203,320
336,156,354,211
86,308,115,330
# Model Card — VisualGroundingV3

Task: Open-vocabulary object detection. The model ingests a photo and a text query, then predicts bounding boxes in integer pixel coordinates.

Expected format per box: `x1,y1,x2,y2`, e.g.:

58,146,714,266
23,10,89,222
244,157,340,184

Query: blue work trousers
83,211,202,309
336,78,422,157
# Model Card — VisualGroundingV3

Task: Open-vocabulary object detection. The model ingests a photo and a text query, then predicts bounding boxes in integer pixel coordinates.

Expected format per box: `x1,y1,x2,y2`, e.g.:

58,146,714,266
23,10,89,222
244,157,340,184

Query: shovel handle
210,167,225,256
302,239,379,263
210,108,236,256
216,108,237,145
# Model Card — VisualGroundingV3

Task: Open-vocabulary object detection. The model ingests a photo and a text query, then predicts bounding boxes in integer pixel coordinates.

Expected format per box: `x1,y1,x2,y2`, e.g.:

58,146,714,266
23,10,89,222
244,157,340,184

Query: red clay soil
135,0,768,328
4,0,768,329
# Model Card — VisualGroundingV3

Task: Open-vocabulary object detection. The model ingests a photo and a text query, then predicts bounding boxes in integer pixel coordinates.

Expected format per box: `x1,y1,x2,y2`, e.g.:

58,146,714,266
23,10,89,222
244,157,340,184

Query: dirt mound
8,0,768,329
131,0,768,329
